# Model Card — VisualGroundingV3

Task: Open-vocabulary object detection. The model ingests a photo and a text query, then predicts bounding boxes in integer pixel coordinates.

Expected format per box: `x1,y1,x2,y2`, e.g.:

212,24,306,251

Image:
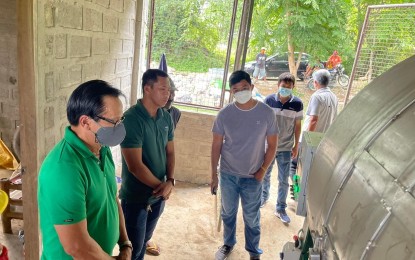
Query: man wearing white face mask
262,73,303,224
211,70,278,260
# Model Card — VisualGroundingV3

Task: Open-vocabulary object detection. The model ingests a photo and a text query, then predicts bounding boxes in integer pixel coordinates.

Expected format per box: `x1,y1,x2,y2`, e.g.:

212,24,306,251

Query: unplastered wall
36,0,138,162
0,1,19,148
174,111,216,184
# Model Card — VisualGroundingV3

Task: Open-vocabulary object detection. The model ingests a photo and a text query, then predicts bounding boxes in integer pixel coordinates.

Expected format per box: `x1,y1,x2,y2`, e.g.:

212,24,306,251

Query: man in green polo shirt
38,80,132,259
120,69,175,260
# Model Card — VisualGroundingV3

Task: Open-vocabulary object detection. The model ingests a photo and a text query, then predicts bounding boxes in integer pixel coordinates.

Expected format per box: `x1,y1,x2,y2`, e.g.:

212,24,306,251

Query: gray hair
313,69,330,87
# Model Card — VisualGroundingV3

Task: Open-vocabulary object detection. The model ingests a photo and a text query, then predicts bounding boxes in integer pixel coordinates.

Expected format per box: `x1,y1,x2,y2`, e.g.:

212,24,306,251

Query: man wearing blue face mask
262,73,303,224
211,70,278,260
38,80,131,260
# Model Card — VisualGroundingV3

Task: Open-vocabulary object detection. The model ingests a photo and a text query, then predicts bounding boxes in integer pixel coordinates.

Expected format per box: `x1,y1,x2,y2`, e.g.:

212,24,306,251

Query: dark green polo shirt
38,127,119,259
120,99,174,203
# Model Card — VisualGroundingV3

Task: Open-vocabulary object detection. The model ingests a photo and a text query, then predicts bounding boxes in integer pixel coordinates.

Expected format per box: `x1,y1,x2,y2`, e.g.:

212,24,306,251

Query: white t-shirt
303,87,338,133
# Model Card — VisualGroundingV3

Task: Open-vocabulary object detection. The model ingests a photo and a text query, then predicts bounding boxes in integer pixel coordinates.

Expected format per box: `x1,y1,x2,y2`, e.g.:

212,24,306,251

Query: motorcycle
306,64,350,90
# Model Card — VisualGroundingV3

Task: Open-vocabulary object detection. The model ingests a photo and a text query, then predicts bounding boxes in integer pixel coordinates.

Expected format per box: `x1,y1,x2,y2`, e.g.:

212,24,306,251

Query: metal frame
146,0,155,70
145,0,255,110
220,0,239,107
344,3,415,106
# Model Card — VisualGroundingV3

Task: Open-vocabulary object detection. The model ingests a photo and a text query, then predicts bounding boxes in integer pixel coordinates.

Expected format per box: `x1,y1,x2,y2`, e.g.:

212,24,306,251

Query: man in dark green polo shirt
120,69,175,260
38,80,132,260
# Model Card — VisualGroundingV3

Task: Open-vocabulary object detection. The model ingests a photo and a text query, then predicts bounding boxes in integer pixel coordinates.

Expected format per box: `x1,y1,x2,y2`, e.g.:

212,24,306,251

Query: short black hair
278,72,296,85
142,69,169,93
67,80,123,126
229,70,252,86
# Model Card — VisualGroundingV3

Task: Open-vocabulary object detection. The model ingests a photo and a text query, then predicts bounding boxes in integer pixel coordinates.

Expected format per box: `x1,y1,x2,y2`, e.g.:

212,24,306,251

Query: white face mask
234,90,252,104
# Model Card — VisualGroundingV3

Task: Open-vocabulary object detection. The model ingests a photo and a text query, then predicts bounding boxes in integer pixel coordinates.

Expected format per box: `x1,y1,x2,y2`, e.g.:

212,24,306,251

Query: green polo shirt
120,99,174,203
38,127,119,259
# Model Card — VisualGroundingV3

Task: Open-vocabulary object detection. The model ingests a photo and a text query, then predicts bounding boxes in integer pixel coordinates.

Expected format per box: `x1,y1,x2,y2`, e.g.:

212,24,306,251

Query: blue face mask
279,87,292,97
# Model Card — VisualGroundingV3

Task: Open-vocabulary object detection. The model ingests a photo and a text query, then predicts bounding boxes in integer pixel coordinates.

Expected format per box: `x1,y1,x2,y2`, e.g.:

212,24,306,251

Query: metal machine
295,132,324,217
286,55,415,260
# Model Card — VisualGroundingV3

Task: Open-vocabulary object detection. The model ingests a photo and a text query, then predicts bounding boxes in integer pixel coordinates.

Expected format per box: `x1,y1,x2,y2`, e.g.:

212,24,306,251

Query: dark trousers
121,199,165,260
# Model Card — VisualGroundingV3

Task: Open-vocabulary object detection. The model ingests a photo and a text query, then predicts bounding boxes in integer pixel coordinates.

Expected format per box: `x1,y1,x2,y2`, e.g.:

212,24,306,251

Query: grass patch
175,105,219,116
154,47,224,73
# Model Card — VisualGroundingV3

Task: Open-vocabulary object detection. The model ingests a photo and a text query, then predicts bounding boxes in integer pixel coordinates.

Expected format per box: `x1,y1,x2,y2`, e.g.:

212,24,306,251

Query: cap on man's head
168,77,178,91
261,47,266,50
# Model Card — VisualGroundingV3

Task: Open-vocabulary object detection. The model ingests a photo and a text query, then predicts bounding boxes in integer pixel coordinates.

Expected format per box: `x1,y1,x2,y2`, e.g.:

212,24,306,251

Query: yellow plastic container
0,190,8,214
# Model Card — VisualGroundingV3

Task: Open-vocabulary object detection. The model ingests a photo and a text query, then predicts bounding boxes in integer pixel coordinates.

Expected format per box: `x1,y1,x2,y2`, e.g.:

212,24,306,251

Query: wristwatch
119,240,133,251
167,178,176,186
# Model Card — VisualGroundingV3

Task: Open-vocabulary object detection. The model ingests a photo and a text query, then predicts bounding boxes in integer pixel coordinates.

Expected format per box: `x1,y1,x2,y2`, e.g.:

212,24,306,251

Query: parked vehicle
244,52,310,80
306,64,350,90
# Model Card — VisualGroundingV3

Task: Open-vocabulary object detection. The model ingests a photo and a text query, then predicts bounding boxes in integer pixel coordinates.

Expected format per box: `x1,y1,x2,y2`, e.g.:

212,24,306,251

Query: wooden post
17,0,40,259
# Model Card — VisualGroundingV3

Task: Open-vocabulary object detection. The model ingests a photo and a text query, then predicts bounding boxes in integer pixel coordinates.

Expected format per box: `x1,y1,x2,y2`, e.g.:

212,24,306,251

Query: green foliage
249,0,355,73
153,0,234,73
160,46,223,73
153,0,186,52
153,0,414,76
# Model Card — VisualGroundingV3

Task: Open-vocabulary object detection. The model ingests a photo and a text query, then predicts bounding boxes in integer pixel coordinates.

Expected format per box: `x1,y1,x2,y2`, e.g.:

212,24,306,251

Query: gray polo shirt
212,101,279,177
303,87,338,133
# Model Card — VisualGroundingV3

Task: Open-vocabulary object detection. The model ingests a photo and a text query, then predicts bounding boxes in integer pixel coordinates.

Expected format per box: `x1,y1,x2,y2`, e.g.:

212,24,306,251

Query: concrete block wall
36,0,138,162
0,1,19,148
174,111,216,184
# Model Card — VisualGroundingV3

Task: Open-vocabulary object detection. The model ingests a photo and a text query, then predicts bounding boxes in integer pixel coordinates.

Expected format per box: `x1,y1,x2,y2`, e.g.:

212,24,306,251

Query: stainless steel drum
306,55,415,260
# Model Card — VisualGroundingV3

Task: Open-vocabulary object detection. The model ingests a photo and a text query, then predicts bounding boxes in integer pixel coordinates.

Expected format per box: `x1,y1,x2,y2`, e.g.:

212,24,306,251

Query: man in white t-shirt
290,69,338,178
303,69,338,132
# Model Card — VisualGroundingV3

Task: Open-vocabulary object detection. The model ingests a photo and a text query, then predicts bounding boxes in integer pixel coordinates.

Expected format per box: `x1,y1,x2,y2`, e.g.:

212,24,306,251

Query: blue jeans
220,172,263,257
121,199,165,260
261,151,291,211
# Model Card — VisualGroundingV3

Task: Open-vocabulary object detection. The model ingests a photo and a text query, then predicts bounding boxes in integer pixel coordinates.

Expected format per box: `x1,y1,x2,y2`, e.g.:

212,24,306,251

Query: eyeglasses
95,115,125,127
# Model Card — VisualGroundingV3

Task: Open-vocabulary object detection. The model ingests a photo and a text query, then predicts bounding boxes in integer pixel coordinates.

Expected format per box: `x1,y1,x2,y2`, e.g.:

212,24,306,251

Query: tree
153,0,237,72
250,0,354,77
